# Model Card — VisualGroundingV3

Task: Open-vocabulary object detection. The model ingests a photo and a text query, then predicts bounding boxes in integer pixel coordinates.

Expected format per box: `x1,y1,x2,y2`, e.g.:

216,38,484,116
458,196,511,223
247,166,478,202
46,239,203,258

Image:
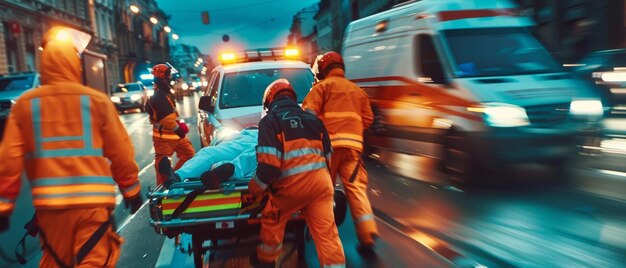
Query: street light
130,5,140,14
164,26,171,33
150,16,158,24
172,33,179,40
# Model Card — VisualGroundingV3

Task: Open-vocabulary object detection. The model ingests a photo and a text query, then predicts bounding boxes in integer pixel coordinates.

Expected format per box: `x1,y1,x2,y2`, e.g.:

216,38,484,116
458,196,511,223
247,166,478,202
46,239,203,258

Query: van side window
416,35,446,84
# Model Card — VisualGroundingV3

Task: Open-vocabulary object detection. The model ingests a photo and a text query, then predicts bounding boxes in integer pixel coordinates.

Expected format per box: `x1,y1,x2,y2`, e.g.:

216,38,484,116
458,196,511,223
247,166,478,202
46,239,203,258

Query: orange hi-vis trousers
37,207,121,268
257,174,345,266
153,136,195,185
329,148,379,245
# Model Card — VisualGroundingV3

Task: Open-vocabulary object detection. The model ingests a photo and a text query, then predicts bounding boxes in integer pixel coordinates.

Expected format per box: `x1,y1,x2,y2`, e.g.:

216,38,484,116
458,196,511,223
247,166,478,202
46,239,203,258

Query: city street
2,93,625,267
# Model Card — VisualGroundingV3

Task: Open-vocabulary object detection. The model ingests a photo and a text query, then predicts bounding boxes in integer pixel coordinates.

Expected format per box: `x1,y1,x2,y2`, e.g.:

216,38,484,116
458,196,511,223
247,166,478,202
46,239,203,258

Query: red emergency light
438,8,520,22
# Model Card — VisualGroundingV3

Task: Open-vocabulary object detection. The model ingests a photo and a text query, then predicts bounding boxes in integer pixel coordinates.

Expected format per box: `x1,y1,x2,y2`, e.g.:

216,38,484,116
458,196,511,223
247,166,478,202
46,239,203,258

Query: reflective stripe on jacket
0,39,140,216
145,89,180,140
254,97,333,188
302,68,374,151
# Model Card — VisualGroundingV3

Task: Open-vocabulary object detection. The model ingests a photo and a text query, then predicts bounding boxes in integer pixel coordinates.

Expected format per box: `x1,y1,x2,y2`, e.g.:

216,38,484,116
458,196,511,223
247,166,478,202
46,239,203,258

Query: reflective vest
0,85,140,215
253,97,332,188
302,68,374,151
146,89,181,140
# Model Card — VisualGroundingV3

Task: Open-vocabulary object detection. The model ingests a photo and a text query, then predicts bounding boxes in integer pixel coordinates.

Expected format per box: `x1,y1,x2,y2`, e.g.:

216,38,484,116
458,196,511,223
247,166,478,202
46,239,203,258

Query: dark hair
275,89,297,101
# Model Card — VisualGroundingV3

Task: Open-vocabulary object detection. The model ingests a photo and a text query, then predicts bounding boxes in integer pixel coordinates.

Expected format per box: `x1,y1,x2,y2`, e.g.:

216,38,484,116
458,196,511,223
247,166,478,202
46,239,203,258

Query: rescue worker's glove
174,120,189,138
124,194,143,214
0,216,9,233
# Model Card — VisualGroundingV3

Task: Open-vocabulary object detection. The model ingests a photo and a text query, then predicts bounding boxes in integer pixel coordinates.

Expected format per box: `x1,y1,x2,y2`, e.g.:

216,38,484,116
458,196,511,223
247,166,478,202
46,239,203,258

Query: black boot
158,158,181,189
200,163,235,189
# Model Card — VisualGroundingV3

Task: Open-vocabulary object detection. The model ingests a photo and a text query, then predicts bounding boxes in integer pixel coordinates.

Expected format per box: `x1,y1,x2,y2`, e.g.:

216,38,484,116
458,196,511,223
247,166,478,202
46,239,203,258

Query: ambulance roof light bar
220,48,300,64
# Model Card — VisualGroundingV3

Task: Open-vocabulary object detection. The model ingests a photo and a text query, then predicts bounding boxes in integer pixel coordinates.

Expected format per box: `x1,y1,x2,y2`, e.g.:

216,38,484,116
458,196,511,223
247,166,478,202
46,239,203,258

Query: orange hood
40,40,82,85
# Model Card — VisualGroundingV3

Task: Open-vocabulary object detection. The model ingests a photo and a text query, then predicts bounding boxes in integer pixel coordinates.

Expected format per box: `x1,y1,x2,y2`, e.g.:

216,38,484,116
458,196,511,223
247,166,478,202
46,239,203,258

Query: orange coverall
249,96,345,266
145,88,194,185
302,67,378,246
0,39,140,267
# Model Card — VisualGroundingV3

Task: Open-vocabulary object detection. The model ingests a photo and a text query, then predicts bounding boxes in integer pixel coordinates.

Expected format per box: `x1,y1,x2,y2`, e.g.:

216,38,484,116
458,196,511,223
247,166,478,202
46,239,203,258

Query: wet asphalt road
1,93,625,268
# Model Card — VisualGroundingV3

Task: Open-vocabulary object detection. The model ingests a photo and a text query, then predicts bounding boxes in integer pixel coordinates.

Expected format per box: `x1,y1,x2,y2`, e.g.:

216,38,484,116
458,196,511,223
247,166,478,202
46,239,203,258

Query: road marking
116,200,149,233
115,162,154,205
598,169,626,179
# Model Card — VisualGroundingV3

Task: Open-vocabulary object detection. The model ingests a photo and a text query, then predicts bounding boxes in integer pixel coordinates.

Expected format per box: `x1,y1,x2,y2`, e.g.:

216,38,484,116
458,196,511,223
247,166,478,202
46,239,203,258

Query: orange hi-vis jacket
145,89,181,140
302,68,374,152
252,97,333,191
0,40,140,216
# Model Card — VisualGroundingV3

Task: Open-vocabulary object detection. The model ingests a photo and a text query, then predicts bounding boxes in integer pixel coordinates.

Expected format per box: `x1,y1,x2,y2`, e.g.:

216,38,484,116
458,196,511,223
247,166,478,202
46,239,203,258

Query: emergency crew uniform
249,96,345,267
0,39,140,267
145,85,195,185
302,67,378,246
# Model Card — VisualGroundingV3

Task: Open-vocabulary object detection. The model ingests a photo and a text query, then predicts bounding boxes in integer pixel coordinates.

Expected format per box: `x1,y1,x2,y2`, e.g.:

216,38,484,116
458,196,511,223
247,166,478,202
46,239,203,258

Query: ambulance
342,0,604,182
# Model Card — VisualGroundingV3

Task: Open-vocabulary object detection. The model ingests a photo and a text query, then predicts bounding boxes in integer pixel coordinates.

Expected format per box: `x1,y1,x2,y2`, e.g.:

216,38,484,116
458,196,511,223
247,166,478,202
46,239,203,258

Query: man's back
303,68,373,151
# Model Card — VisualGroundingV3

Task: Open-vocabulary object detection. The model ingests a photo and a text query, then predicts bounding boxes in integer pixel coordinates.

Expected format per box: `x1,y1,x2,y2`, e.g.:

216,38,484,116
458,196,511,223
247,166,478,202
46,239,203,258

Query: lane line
116,200,149,233
115,162,154,205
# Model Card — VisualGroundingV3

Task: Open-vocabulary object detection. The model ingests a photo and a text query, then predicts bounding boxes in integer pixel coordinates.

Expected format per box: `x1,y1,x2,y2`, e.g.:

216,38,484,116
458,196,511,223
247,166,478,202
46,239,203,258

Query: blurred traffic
1,0,626,267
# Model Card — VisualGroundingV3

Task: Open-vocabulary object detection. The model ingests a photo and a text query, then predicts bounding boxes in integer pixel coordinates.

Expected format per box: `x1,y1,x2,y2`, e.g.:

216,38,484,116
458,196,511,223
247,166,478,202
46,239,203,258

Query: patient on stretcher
158,127,259,189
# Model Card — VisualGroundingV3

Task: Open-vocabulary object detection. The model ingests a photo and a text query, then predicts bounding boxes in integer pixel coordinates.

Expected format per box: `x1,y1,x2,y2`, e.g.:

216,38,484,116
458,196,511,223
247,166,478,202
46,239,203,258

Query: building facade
0,0,91,74
515,0,625,62
306,0,624,60
115,0,171,85
288,4,319,63
0,0,172,92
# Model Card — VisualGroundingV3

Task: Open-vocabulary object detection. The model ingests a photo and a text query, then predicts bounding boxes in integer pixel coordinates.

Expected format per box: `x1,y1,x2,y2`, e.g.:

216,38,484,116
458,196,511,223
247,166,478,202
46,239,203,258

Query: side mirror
199,95,214,113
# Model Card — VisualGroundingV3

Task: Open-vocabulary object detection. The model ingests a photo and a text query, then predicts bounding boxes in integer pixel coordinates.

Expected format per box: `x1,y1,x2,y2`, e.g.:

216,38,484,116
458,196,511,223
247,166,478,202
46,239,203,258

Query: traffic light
202,11,210,25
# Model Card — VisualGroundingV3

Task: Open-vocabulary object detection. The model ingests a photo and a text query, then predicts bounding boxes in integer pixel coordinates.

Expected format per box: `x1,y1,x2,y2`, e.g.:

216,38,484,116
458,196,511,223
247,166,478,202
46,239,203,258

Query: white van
342,0,604,182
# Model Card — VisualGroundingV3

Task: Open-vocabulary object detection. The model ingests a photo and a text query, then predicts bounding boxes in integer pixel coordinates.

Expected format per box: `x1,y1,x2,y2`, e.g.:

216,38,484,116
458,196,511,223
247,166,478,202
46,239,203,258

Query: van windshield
219,68,314,109
443,27,561,78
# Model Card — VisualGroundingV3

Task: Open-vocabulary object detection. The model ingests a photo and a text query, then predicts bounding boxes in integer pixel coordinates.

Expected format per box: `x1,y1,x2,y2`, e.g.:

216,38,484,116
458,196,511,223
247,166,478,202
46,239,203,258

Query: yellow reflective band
329,133,363,142
162,203,241,215
323,111,362,121
32,184,115,195
162,192,239,204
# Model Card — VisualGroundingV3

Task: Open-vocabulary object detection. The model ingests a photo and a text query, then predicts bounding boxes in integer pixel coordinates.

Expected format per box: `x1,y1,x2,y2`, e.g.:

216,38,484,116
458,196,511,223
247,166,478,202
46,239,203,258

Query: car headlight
130,94,141,101
147,90,154,97
182,83,189,90
192,82,199,87
110,96,121,103
570,99,603,116
468,103,529,127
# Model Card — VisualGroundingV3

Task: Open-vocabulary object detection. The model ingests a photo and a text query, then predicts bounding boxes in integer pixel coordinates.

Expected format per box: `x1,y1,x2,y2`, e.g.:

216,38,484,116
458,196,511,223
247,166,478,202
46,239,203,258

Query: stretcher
147,177,308,267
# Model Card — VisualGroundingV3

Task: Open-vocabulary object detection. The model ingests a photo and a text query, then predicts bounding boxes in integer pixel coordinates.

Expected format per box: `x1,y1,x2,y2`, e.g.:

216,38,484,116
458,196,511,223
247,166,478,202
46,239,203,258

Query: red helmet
151,64,172,81
315,51,344,80
262,79,296,110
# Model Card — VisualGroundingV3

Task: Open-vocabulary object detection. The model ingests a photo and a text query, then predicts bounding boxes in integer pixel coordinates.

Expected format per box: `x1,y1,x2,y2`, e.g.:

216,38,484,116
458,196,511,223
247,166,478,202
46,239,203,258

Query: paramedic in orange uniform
303,51,379,254
145,64,195,185
249,79,345,267
0,26,142,267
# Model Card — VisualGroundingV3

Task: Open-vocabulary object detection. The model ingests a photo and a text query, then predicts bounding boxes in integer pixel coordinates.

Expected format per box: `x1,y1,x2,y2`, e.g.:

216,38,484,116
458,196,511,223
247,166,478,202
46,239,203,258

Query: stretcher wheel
192,235,206,268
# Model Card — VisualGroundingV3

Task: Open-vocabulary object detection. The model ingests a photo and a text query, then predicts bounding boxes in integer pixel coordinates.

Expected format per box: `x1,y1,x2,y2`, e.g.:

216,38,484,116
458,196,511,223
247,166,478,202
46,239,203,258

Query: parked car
570,49,626,116
110,82,149,113
0,72,41,139
197,48,314,148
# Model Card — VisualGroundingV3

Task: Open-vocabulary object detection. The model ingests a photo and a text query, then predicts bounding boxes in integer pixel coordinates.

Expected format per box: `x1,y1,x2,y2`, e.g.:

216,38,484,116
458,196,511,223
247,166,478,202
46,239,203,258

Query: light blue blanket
175,129,258,180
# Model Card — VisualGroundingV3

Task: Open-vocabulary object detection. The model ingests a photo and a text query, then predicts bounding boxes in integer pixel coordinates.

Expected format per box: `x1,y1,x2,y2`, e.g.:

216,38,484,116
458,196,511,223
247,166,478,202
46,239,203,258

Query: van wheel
444,132,479,185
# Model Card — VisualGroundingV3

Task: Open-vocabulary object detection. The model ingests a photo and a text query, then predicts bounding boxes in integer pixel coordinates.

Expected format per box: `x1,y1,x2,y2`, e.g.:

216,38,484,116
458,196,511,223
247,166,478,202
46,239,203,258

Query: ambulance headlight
570,99,603,116
469,103,529,127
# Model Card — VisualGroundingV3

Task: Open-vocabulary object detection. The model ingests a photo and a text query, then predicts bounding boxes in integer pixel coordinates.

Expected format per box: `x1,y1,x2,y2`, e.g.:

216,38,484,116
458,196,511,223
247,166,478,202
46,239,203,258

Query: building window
24,28,36,71
3,22,18,73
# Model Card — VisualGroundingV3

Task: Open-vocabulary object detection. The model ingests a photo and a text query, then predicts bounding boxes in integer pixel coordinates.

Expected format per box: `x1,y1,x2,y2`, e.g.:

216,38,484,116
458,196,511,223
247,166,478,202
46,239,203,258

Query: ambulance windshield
443,27,561,78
